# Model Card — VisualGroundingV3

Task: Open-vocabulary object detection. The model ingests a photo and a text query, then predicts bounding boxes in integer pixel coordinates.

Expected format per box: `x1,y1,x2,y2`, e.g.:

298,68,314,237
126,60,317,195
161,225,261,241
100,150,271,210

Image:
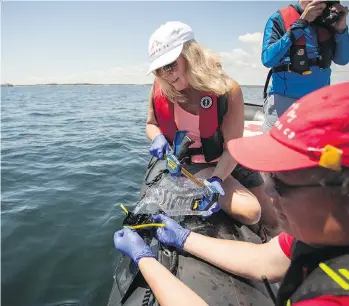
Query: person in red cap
114,82,349,305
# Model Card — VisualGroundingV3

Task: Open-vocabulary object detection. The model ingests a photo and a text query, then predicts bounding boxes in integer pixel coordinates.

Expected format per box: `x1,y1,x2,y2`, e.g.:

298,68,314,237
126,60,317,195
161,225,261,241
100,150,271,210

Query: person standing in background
261,0,348,132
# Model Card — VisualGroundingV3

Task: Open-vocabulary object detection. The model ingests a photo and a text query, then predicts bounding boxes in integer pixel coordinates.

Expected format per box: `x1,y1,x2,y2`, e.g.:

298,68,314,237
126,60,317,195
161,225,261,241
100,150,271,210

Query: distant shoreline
1,83,264,87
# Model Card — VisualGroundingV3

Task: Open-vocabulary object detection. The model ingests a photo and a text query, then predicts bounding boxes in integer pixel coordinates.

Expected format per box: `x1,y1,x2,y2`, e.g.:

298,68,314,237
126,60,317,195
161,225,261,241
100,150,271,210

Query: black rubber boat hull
108,103,278,306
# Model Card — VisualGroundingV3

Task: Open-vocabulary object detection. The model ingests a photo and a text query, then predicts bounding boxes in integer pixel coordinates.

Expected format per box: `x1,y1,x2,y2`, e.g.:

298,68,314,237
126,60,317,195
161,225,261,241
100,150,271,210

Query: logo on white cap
147,21,195,74
200,96,213,109
150,40,170,58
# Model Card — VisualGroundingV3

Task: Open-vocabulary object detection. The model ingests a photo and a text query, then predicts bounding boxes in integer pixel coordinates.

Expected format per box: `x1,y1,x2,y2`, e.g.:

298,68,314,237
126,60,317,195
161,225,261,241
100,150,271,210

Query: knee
223,194,261,225
240,196,261,225
249,185,280,233
220,178,262,225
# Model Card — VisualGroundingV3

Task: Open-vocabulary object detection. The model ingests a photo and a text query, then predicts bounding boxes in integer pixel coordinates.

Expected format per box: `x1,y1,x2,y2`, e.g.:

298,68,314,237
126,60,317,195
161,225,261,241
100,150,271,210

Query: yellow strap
339,268,349,281
123,223,165,230
285,266,348,306
120,204,129,215
319,263,349,290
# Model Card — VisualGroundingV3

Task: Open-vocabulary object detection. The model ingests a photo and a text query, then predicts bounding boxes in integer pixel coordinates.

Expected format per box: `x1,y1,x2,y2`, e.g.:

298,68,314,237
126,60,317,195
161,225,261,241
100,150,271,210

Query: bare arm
184,232,290,283
212,81,244,180
146,84,162,141
139,257,208,306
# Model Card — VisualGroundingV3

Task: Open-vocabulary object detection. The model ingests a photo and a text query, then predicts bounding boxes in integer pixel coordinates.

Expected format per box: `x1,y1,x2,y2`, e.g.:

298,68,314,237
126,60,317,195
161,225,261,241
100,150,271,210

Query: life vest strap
272,57,320,73
187,147,204,156
263,57,321,99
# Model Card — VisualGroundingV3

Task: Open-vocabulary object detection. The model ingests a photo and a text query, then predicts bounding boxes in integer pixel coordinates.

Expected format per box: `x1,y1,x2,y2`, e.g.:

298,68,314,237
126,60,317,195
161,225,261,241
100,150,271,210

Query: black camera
316,1,342,25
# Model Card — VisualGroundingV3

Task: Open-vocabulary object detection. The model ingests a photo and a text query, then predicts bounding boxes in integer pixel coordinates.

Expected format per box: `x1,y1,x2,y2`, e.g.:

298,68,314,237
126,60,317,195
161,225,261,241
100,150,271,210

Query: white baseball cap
147,21,195,75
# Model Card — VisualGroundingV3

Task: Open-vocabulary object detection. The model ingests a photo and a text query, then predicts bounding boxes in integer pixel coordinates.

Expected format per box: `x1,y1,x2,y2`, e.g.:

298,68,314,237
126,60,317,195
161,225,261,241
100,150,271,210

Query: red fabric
278,232,295,259
318,27,333,42
227,82,349,172
293,296,349,306
279,6,306,45
153,81,219,141
279,6,332,44
153,82,177,141
198,95,218,138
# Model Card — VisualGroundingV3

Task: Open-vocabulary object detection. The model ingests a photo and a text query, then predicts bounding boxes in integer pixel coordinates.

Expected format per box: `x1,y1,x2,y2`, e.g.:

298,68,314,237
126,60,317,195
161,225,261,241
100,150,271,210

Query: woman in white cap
145,21,278,229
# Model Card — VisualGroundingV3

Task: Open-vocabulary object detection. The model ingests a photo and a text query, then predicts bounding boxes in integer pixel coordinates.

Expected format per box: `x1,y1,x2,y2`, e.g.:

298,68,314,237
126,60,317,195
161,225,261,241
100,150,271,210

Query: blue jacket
262,3,349,99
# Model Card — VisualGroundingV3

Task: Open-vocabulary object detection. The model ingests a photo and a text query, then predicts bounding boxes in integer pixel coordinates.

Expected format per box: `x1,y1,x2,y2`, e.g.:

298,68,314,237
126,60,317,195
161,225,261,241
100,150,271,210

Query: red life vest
263,5,336,98
152,81,227,162
280,5,334,46
279,5,335,73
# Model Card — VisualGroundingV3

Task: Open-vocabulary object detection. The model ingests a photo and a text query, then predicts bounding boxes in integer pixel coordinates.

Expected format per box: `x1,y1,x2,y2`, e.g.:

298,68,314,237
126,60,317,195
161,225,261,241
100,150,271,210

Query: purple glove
201,177,225,218
113,227,156,265
206,176,225,197
152,214,191,249
149,134,169,160
201,202,221,218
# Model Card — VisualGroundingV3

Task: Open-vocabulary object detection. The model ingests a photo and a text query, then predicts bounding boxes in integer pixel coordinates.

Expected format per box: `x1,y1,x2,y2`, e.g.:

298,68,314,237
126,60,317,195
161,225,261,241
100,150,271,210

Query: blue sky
2,1,348,85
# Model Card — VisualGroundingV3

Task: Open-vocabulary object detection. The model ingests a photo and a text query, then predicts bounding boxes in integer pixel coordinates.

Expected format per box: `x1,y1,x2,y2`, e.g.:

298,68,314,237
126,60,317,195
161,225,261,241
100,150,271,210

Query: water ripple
1,84,262,306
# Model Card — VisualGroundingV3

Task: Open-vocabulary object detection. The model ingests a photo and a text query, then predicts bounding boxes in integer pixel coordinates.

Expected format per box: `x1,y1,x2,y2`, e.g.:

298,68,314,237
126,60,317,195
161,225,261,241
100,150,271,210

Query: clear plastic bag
134,175,206,217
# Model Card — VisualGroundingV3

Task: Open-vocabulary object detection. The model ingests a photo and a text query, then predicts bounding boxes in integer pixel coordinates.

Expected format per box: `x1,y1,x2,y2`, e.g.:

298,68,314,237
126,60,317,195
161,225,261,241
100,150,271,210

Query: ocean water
1,85,264,306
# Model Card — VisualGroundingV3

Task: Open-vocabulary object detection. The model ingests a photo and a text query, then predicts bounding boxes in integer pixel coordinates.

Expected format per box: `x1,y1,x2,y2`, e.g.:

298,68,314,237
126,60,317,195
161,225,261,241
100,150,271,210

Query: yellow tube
124,223,165,230
120,204,129,215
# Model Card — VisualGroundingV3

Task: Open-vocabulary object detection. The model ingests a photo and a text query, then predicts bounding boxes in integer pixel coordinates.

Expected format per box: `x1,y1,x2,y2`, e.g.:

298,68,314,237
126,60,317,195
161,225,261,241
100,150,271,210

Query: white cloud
220,31,348,86
238,32,263,45
220,48,249,63
220,32,267,85
3,31,348,86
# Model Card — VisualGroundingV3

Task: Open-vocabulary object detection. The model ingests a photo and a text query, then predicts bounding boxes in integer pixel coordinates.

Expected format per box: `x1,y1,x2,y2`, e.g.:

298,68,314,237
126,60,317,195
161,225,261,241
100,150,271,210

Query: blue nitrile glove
206,176,225,197
201,177,225,218
149,134,169,160
152,214,191,249
201,202,221,218
113,227,156,265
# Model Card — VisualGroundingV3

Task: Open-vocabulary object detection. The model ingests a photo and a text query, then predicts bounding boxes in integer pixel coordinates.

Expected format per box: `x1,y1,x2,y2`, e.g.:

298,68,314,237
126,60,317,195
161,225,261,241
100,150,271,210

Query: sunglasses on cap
156,60,178,74
268,173,343,197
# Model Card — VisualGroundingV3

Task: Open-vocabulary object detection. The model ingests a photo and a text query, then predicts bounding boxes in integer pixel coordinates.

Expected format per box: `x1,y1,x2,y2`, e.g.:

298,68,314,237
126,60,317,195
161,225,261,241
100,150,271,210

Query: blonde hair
155,40,233,103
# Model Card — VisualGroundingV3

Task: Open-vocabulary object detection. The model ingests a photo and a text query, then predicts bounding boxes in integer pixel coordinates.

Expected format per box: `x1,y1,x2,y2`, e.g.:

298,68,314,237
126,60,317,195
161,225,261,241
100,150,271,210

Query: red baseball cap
227,82,349,172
